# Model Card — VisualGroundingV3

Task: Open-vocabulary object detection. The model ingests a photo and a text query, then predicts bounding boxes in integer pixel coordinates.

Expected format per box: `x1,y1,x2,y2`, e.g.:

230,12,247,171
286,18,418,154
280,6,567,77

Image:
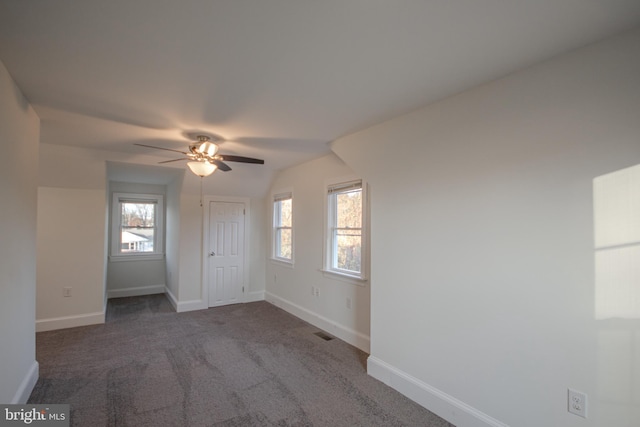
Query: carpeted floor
29,295,454,427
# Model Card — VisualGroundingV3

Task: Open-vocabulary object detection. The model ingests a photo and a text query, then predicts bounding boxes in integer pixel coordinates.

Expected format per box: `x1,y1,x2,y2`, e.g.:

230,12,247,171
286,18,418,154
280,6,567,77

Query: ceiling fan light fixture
134,135,263,175
197,141,218,157
187,160,217,177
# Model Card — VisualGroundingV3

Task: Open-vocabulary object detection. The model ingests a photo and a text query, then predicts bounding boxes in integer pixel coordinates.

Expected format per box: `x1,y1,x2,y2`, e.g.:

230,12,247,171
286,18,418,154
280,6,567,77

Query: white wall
265,153,371,351
37,187,107,330
165,175,183,299
0,60,40,403
36,145,190,326
176,192,205,307
248,197,267,300
36,145,109,331
172,170,269,311
332,28,640,427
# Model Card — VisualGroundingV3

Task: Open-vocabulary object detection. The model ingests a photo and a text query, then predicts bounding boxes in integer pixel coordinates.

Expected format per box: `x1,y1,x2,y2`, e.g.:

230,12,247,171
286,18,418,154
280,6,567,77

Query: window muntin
273,193,293,262
327,180,364,278
111,193,164,260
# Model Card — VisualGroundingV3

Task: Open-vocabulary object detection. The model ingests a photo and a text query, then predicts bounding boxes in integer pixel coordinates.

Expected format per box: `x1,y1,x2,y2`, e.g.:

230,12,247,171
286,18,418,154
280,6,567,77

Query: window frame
272,191,294,265
110,192,164,262
323,178,368,283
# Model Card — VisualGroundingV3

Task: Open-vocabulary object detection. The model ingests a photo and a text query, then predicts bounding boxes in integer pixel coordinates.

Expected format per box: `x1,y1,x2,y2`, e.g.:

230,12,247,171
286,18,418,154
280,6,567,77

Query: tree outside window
334,189,362,272
327,180,365,278
273,193,293,261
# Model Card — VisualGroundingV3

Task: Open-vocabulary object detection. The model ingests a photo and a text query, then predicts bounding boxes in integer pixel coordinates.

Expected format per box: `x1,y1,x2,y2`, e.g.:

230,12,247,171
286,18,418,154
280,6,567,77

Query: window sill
320,269,367,286
109,254,165,262
270,258,294,268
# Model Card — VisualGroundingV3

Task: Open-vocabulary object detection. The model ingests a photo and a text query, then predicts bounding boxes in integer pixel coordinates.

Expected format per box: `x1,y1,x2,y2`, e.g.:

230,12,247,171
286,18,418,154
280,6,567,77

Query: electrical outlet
63,287,72,297
314,287,320,297
568,389,587,418
346,297,352,309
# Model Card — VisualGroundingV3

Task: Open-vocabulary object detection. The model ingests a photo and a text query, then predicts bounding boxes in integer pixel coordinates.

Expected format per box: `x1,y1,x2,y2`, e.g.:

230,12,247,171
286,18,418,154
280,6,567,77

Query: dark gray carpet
29,295,454,427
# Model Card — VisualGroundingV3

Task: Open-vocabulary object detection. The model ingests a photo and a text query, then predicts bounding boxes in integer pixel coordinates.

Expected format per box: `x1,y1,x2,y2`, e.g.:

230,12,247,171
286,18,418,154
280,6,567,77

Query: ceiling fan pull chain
200,177,203,207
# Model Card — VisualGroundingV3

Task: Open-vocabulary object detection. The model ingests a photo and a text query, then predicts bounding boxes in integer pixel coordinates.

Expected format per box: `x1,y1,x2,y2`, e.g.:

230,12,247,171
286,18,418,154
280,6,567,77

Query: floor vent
313,331,334,341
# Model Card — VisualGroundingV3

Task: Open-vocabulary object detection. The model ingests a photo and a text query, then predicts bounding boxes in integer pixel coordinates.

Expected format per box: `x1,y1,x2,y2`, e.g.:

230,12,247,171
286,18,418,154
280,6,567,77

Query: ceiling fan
135,135,264,177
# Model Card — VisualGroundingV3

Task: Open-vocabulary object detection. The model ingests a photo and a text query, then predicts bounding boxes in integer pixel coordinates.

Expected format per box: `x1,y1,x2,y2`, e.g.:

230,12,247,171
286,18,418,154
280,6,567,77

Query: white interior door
207,201,245,307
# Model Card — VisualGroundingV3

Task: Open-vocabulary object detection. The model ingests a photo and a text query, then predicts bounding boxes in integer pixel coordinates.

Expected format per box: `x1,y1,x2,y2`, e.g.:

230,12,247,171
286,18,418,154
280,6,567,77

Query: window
325,180,366,280
273,192,293,262
111,193,164,260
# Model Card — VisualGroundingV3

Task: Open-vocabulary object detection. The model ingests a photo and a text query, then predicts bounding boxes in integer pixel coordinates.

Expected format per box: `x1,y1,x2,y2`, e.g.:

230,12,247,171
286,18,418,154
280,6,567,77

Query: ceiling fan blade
219,154,264,164
134,143,189,155
211,159,232,172
158,158,190,164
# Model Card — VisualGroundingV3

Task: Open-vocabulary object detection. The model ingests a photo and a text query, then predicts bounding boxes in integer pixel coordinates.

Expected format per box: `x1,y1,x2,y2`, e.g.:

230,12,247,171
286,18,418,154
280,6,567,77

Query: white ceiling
1,1,640,192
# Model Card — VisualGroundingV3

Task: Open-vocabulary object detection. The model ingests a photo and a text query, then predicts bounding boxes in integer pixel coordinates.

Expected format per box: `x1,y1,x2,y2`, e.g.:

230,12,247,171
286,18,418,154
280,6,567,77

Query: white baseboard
167,287,264,311
265,291,370,353
246,290,265,303
367,356,508,427
164,287,208,312
12,361,39,404
176,298,207,312
36,311,105,332
165,286,178,311
107,284,165,299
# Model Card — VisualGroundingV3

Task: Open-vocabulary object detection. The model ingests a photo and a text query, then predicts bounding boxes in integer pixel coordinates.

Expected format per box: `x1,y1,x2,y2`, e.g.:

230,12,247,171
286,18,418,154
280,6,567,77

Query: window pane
333,188,362,273
336,190,361,228
336,231,361,272
277,228,292,259
280,199,292,227
121,202,155,253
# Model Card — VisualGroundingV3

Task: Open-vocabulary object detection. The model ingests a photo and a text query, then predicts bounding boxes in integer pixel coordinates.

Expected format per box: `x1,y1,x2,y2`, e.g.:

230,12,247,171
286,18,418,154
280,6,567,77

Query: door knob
209,251,215,256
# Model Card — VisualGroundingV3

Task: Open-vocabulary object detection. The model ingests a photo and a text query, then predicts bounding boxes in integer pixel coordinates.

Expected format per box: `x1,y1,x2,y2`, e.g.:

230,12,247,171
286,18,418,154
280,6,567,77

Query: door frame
201,195,251,307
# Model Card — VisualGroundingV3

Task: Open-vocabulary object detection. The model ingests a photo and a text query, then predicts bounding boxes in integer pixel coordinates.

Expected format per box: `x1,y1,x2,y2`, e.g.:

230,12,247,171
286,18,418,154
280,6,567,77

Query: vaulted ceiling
2,1,640,193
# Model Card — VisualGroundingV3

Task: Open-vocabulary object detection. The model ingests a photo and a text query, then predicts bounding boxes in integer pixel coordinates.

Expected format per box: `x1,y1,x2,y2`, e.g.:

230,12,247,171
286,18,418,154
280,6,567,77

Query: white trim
320,269,368,286
323,176,368,281
270,187,294,264
36,311,105,332
107,284,165,299
269,258,295,268
265,291,370,353
108,253,165,262
11,361,39,404
165,284,207,312
272,255,294,265
177,298,207,313
202,196,250,308
367,356,509,427
165,286,178,311
110,192,164,259
246,290,265,302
